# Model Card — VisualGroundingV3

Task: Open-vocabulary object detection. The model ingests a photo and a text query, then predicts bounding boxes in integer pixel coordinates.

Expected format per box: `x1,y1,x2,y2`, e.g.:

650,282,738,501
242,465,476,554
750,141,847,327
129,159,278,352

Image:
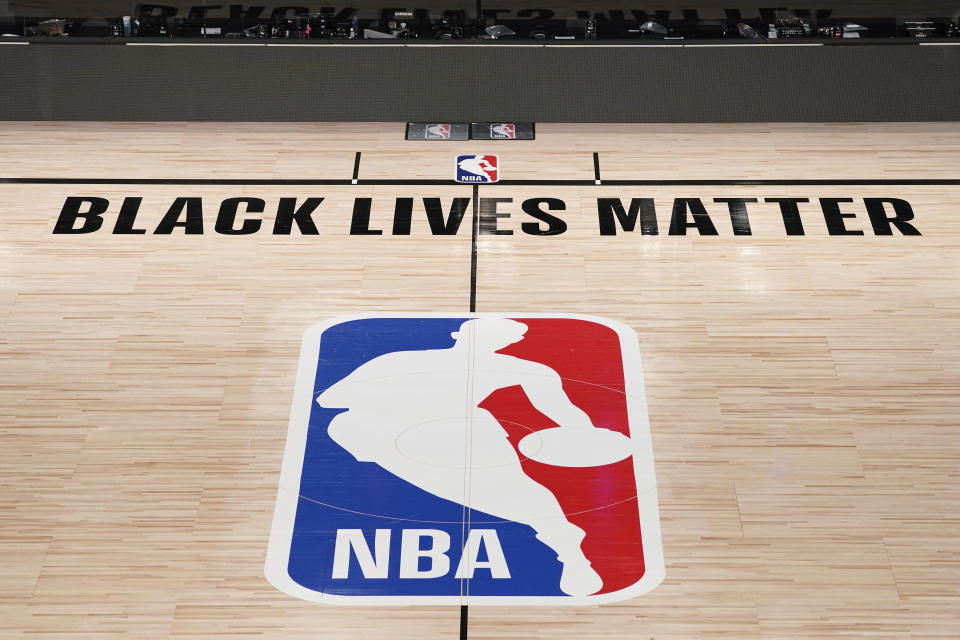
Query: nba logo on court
266,313,664,605
424,124,450,139
490,123,517,139
455,155,499,183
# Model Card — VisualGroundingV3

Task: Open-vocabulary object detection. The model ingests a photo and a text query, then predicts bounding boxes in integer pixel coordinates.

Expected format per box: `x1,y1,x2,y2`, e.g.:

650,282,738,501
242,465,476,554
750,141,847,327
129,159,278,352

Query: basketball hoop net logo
266,313,664,605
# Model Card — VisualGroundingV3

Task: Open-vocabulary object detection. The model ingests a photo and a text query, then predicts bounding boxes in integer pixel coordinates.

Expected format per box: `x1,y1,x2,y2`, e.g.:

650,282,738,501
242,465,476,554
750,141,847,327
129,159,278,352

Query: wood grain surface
0,122,957,639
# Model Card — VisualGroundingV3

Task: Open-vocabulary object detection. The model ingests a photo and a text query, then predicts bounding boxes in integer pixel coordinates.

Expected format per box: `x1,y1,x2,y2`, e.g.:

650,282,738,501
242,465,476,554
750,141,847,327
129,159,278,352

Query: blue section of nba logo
287,317,564,597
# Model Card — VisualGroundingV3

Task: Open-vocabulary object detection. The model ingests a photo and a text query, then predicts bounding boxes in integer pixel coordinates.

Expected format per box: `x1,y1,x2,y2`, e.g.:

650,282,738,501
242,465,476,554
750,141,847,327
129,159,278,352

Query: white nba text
332,529,510,580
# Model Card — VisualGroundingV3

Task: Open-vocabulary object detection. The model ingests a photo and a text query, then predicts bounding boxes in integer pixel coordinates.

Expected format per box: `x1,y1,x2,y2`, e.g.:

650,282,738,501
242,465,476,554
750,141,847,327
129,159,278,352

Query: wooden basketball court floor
1,122,958,638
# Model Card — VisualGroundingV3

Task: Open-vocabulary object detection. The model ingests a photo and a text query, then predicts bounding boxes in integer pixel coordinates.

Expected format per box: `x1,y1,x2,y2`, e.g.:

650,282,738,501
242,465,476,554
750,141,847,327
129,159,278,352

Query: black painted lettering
137,4,178,17
271,6,309,17
597,198,658,236
479,198,513,236
629,9,670,21
229,4,266,19
820,198,864,236
54,197,108,234
113,197,146,235
668,198,718,236
215,197,263,235
581,10,627,22
517,9,554,19
714,197,756,236
758,8,777,22
423,198,470,235
481,9,510,20
391,198,468,235
189,5,221,19
273,197,322,235
349,198,381,235
154,198,203,234
521,198,567,236
765,197,808,236
864,198,921,236
391,198,414,235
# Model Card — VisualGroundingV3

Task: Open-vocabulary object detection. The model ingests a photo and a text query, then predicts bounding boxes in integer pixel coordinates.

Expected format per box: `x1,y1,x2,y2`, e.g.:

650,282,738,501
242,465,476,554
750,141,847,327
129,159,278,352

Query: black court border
3,178,960,185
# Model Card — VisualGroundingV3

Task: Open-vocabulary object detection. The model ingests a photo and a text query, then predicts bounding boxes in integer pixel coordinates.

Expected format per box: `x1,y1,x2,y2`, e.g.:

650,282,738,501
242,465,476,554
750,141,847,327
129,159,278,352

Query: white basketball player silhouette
316,318,612,596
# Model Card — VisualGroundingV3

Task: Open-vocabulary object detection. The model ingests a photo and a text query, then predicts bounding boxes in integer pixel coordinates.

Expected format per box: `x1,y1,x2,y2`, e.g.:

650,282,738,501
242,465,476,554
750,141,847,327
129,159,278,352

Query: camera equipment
639,20,669,35
485,24,515,39
37,18,66,36
736,22,759,39
818,25,844,38
904,20,936,38
767,17,811,39
313,11,332,37
842,23,868,38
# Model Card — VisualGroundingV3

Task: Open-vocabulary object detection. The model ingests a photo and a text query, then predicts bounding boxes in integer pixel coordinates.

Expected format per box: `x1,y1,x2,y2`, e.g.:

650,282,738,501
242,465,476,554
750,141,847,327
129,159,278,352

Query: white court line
267,43,405,47
120,41,830,49
543,43,682,47
0,41,29,45
686,42,822,47
369,43,557,47
408,42,688,47
920,42,960,45
126,42,267,46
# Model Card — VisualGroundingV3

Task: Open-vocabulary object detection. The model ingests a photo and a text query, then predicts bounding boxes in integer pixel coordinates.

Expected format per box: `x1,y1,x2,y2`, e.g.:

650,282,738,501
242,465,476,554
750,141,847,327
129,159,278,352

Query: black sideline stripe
461,184,480,640
470,184,479,313
3,178,959,186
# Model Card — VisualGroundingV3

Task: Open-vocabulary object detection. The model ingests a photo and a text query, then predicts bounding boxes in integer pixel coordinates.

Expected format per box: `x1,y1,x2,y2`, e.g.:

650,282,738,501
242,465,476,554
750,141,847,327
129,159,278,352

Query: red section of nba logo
476,155,499,181
478,318,645,595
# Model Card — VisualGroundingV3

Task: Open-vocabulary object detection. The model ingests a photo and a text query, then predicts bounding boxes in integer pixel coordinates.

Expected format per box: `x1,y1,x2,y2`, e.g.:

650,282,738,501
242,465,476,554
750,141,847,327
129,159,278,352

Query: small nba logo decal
266,313,664,605
455,155,499,183
490,123,517,139
425,124,451,140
